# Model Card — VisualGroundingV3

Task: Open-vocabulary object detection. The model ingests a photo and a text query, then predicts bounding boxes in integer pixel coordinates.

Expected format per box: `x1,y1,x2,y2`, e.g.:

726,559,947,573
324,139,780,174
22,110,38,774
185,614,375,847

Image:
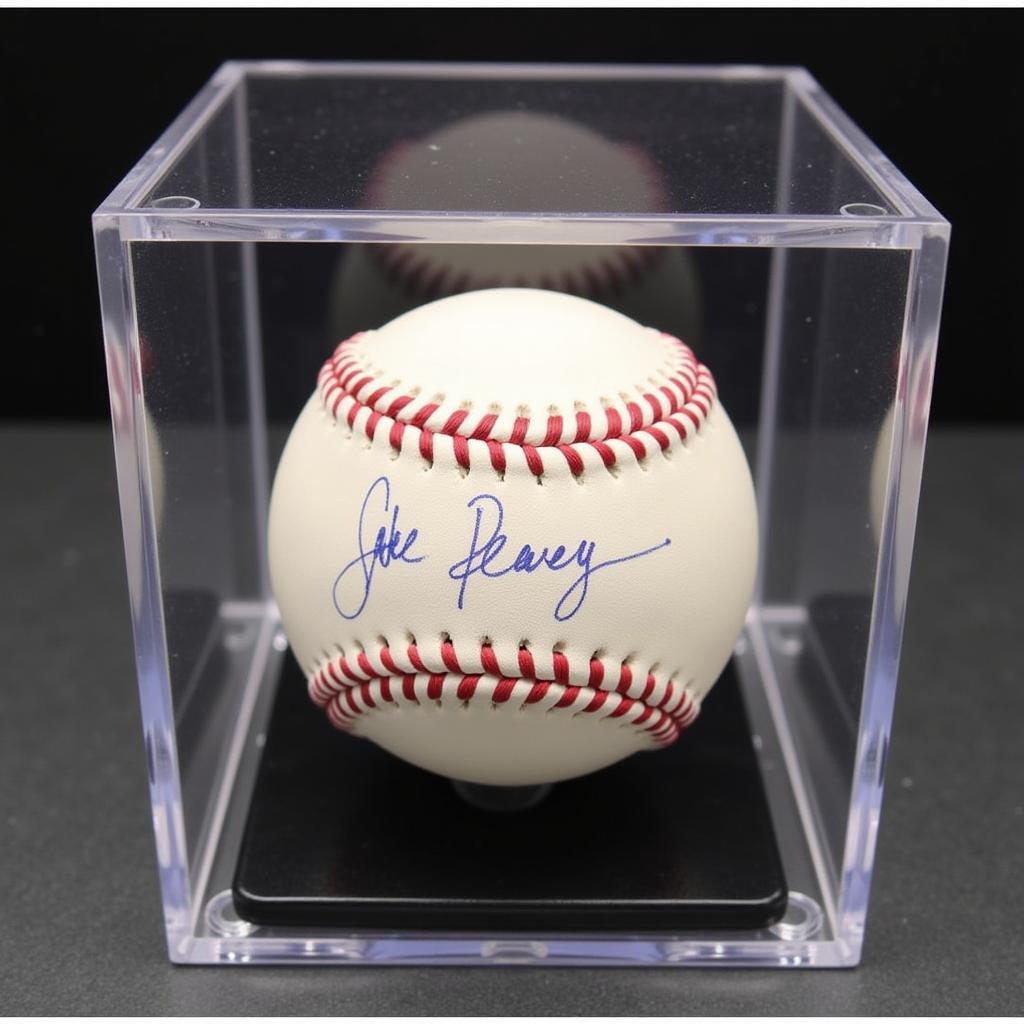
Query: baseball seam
317,331,716,480
307,637,700,748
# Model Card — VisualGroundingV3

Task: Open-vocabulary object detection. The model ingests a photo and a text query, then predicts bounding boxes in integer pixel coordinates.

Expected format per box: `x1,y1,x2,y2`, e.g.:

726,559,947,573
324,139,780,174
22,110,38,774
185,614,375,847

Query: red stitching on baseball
308,638,699,749
493,678,517,703
317,331,716,479
574,411,592,442
525,682,550,704
509,417,529,445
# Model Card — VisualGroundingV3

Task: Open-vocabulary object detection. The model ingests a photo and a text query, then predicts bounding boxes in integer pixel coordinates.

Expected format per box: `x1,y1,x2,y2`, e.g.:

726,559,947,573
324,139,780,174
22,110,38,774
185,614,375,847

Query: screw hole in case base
151,195,201,209
839,202,887,217
770,891,824,941
205,889,257,938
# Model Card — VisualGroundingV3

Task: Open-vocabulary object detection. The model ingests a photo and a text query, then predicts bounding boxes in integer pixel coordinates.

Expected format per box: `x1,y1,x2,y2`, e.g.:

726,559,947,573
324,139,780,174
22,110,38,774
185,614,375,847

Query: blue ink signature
447,493,671,622
332,476,424,620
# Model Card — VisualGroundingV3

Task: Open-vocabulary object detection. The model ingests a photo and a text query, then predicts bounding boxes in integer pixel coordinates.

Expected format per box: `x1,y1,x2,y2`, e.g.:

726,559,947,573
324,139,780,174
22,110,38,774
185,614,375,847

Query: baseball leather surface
269,288,757,786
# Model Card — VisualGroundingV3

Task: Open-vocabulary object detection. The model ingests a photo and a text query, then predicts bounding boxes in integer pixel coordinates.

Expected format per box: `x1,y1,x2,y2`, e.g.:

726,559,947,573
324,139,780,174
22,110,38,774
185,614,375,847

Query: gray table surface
1,425,1021,1015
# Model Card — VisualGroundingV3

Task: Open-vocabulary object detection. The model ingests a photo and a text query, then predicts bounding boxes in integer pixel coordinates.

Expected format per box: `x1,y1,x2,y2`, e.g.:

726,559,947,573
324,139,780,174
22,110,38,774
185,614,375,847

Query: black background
2,12,1023,1013
2,8,1020,423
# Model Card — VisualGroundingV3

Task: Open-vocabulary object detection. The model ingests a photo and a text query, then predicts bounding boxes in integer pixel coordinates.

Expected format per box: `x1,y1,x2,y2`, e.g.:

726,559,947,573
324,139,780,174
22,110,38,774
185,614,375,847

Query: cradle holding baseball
268,288,758,786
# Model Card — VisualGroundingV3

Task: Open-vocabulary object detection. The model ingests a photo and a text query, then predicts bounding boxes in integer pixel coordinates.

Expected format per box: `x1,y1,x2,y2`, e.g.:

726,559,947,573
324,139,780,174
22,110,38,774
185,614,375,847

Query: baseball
269,288,758,786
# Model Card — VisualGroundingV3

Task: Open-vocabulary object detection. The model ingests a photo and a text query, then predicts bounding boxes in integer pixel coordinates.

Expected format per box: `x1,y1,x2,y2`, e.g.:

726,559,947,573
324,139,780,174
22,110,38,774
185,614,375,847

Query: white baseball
269,288,757,786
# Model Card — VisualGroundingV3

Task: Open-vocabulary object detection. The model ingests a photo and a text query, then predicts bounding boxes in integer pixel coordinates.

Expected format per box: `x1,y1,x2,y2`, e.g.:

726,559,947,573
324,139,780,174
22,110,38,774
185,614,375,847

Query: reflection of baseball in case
269,289,757,786
328,110,703,343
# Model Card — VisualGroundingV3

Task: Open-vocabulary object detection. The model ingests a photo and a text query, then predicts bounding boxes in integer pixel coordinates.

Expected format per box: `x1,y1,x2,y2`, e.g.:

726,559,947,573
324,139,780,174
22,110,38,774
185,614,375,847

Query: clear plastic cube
94,61,948,966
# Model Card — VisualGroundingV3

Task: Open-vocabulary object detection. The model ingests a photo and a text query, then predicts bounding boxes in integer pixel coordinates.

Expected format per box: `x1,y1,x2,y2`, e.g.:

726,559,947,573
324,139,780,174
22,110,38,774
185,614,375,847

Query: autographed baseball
269,288,757,786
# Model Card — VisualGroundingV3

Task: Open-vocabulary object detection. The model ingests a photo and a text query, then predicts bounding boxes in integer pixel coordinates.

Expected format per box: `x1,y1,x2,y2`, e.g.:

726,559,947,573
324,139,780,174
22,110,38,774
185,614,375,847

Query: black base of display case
232,658,787,932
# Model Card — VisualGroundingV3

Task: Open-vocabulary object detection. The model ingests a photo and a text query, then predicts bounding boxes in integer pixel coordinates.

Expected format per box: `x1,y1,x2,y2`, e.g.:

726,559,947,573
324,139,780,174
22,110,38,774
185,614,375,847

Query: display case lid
97,61,948,246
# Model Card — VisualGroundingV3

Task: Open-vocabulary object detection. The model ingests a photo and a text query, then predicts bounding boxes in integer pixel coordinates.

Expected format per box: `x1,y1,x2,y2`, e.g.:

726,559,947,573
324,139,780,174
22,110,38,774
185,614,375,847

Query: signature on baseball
332,475,425,620
448,493,670,622
332,475,671,623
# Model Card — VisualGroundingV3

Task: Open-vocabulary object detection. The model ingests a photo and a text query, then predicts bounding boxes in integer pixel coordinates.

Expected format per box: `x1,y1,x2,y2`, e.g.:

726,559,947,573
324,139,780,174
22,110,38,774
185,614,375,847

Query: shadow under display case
94,61,948,967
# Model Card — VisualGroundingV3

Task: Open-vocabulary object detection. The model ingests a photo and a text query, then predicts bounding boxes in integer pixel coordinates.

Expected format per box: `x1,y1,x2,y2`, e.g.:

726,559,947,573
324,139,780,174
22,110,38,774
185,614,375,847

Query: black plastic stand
233,659,787,931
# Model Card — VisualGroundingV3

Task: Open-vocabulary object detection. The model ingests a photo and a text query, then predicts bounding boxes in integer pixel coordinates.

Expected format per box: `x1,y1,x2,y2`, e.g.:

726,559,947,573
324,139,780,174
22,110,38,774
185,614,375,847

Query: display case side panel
755,245,914,914
233,73,273,603
93,218,192,958
838,229,948,949
128,234,279,928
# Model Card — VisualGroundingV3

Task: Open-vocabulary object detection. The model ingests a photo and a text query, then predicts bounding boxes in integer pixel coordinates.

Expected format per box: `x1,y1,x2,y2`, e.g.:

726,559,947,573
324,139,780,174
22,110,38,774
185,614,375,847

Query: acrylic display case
94,61,948,967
